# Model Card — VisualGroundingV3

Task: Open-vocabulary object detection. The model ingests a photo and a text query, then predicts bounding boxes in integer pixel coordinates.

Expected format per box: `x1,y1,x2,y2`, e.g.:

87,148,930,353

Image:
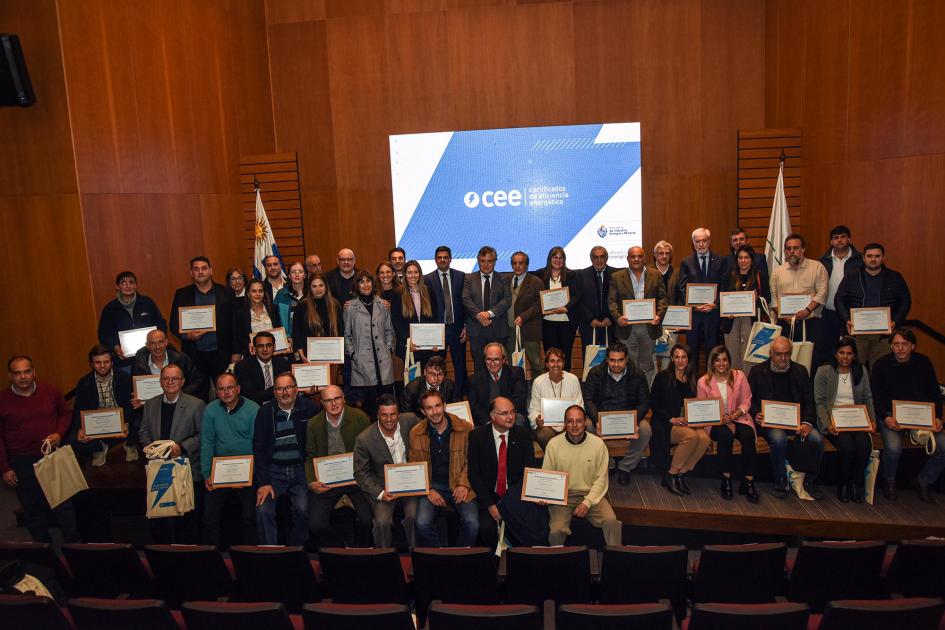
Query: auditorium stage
608,473,945,541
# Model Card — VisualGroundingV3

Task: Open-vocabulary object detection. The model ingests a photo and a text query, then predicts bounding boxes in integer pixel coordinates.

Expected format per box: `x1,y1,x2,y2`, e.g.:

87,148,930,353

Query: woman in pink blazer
697,345,758,503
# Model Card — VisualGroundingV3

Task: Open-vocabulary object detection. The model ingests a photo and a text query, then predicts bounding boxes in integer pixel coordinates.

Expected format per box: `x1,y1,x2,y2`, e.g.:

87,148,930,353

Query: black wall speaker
0,34,36,107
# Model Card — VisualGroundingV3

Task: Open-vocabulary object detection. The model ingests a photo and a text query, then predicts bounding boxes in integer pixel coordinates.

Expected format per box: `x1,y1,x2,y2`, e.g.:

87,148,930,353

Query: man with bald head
131,329,206,401
304,254,322,276
575,246,617,361
678,228,724,367
749,336,824,499
608,246,667,383
326,248,358,302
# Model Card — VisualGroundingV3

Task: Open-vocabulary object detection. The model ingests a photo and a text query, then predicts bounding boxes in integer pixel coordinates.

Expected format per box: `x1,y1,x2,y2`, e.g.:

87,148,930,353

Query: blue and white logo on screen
389,123,643,272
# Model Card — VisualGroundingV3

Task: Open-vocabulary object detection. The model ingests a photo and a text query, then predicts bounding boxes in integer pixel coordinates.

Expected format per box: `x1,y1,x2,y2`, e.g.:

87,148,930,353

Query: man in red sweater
0,356,80,542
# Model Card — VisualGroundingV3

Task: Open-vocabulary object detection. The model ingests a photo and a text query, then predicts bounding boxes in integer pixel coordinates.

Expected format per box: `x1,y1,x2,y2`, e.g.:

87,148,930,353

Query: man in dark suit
139,363,206,543
462,245,512,374
400,356,457,415
353,395,420,548
504,251,544,379
324,248,358,304
719,227,769,280
467,343,527,426
678,228,725,368
71,344,135,465
574,246,617,361
169,256,234,393
467,396,545,548
425,246,468,394
234,331,291,404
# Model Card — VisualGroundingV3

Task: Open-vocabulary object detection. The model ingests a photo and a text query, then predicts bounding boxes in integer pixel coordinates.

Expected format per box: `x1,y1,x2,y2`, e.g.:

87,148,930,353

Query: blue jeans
760,426,824,482
256,463,309,546
881,425,945,485
415,483,479,547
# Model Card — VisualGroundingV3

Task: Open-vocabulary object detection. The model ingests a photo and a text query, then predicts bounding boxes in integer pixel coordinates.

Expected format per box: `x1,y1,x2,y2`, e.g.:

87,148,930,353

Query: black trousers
351,384,395,420
711,423,756,477
202,485,256,546
542,319,578,371
826,432,871,486
11,455,80,543
193,351,229,400
308,485,373,548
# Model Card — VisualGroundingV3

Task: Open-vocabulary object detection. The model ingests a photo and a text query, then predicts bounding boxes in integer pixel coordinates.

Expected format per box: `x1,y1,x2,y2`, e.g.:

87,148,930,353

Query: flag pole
779,148,785,166
253,174,260,193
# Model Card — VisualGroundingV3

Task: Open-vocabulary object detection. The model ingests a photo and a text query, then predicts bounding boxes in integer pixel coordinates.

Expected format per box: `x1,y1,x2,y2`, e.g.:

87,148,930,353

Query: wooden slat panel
738,127,803,139
739,147,802,159
241,152,305,258
239,172,299,184
238,162,298,175
738,157,802,169
240,151,298,164
738,167,801,178
239,181,299,193
738,137,804,149
738,129,802,234
241,199,302,211
739,187,801,199
240,191,301,203
739,177,801,189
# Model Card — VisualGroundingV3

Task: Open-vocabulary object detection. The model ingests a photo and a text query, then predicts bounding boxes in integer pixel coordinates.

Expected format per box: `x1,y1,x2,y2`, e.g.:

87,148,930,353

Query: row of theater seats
1,539,944,625
2,594,945,630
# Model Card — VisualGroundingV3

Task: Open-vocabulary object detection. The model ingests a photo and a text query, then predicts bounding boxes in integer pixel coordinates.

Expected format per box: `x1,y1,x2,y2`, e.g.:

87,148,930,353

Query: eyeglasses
215,386,238,392
161,376,183,382
491,410,515,418
485,357,503,363
274,385,297,393
322,396,343,405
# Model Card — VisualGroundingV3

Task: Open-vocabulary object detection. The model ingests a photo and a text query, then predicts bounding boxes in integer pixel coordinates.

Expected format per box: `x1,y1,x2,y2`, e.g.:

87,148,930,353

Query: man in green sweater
306,385,373,547
542,405,621,546
201,372,259,546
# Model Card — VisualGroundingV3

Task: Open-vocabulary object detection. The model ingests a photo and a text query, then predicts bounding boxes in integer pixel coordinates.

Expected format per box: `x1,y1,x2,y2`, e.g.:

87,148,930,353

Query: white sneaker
92,442,108,467
124,444,139,462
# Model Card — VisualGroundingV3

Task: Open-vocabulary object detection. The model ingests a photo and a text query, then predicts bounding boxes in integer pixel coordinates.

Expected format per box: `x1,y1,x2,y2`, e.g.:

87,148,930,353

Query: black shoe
738,479,749,495
851,484,863,504
720,477,733,499
883,479,898,501
804,483,824,501
838,483,850,503
772,478,788,499
617,470,630,486
677,474,692,495
662,473,684,496
743,479,759,504
913,478,935,504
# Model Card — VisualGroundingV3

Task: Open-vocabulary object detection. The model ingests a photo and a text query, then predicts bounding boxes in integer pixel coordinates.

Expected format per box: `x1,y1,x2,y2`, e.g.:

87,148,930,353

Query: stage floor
608,473,945,541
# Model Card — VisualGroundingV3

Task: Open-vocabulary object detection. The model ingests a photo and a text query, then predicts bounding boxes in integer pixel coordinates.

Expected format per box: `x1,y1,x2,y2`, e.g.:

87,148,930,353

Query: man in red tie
467,396,544,548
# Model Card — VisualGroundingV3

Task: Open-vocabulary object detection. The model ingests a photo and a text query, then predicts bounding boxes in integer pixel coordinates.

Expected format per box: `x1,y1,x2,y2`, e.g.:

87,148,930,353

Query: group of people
0,223,942,549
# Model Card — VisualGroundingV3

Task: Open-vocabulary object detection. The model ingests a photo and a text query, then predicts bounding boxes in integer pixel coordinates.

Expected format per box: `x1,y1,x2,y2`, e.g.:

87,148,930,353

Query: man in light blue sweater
201,372,259,546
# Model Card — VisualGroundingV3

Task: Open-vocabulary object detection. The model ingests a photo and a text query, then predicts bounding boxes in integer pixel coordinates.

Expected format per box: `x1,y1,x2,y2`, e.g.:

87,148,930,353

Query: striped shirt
271,406,301,465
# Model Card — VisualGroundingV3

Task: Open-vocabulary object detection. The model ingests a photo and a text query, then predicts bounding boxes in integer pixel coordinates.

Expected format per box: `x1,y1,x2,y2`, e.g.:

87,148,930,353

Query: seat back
0,542,72,590
428,602,542,630
68,597,178,630
61,543,152,598
886,539,945,597
558,602,675,630
817,597,945,630
0,594,73,630
144,544,231,608
302,602,415,630
182,601,294,630
688,602,810,630
229,545,320,612
317,547,408,604
694,543,787,603
506,546,591,607
787,540,886,611
412,547,499,625
599,545,687,618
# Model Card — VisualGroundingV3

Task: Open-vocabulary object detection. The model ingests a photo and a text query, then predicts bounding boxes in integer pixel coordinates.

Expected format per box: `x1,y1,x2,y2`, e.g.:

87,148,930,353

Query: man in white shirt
353,395,420,548
818,225,862,365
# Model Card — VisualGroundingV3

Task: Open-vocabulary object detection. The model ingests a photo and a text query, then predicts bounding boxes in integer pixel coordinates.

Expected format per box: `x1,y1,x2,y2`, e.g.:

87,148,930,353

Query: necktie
513,275,519,290
700,255,707,278
442,272,453,324
483,274,492,311
597,271,604,310
264,362,273,389
496,434,507,497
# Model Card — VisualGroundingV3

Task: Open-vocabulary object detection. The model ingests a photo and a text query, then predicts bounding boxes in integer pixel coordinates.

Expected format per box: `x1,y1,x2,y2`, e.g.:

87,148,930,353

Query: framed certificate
384,462,430,496
250,327,289,355
685,283,717,306
521,467,569,505
684,398,723,426
81,408,126,439
830,405,873,432
622,299,656,324
778,293,810,318
118,326,156,357
445,401,473,424
541,398,579,429
133,375,164,401
598,410,637,439
760,400,800,429
540,287,570,314
307,337,345,363
720,291,756,317
662,305,692,330
210,455,254,487
893,400,935,430
410,323,446,350
292,362,330,389
850,307,892,335
178,305,216,333
313,453,356,488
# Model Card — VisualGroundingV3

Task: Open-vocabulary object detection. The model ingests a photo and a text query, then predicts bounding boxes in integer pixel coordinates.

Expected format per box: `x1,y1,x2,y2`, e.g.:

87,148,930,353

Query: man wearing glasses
234,331,291,404
139,363,206,543
253,372,318,546
200,373,259,546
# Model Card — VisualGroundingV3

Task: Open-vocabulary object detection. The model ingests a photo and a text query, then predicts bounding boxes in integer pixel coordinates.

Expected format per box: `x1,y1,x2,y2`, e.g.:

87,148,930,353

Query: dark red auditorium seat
302,602,415,630
228,545,321,613
692,542,787,603
815,597,945,630
68,597,178,630
427,602,542,630
182,601,295,630
316,547,408,604
61,543,153,598
506,546,591,608
685,601,809,630
0,593,73,630
598,545,688,620
558,601,676,629
787,540,886,612
885,539,945,598
144,544,232,608
411,547,499,626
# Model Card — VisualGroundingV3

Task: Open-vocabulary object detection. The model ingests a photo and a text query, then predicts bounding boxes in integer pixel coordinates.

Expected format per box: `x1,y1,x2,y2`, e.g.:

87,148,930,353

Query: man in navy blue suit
720,228,768,280
678,227,724,368
425,246,468,394
574,246,617,360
